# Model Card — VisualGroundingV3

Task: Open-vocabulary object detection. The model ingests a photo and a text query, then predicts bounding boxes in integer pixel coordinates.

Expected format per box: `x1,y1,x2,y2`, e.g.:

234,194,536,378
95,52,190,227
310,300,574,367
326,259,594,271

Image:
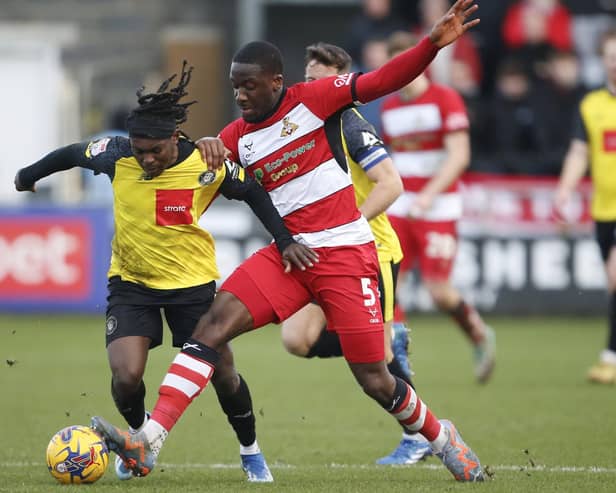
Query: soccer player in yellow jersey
14,62,316,482
555,29,616,384
280,42,432,465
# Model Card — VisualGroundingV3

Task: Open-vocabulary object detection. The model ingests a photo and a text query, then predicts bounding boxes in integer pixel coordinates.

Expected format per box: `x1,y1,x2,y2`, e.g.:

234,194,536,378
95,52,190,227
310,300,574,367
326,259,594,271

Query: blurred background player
13,61,315,482
280,41,433,465
380,31,496,384
90,1,485,483
554,29,616,384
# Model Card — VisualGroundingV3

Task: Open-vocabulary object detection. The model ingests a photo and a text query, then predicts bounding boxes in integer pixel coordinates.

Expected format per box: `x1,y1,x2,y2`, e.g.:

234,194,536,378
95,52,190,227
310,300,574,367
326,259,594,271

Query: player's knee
427,283,453,309
111,366,143,393
281,331,310,357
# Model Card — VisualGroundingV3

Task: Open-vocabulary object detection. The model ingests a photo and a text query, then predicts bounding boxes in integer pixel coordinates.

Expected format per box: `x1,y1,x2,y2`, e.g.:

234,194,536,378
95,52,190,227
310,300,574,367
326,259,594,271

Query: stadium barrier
0,174,604,314
0,206,112,312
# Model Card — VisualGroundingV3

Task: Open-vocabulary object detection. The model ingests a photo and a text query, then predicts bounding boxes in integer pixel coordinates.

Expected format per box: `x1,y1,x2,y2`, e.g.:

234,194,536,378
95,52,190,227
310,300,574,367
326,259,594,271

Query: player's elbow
388,172,403,200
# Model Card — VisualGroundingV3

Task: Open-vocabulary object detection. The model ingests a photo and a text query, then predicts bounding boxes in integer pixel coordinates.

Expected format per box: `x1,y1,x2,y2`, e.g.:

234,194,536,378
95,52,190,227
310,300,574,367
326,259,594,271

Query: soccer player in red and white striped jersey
380,31,495,384
92,0,485,483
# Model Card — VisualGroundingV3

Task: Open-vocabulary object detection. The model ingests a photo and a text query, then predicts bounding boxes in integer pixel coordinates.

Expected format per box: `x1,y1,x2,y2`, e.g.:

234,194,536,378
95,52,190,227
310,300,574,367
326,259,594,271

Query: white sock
239,440,261,455
142,420,168,457
429,425,449,454
600,349,616,365
403,432,428,443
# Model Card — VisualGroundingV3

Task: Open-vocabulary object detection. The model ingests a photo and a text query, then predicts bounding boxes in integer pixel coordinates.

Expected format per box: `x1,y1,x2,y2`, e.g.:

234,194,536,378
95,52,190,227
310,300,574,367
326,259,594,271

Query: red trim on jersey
219,75,371,245
402,176,458,193
283,185,359,233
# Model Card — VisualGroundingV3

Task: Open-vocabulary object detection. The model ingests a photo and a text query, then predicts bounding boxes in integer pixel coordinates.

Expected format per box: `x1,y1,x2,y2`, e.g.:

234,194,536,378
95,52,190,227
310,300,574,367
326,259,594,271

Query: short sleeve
440,88,469,133
342,109,389,172
571,105,588,142
82,136,129,177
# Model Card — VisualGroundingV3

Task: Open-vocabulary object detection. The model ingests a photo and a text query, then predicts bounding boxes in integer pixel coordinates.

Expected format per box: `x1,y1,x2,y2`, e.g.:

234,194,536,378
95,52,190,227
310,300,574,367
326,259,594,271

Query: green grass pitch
1,313,615,492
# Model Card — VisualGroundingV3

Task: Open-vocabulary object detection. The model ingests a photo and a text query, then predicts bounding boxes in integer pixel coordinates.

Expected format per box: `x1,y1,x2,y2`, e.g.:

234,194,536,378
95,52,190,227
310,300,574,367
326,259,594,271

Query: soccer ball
46,425,109,484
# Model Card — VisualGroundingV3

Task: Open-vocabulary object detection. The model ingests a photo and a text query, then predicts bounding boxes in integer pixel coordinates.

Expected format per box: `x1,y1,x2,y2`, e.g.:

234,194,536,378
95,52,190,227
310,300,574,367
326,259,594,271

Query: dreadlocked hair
131,60,197,127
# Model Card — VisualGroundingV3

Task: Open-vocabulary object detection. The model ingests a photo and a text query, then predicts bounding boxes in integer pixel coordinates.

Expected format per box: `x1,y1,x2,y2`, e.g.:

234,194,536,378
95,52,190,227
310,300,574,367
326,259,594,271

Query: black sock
383,376,409,412
609,292,616,353
386,362,416,432
111,379,146,430
215,374,256,447
387,359,414,388
306,328,343,358
181,338,220,365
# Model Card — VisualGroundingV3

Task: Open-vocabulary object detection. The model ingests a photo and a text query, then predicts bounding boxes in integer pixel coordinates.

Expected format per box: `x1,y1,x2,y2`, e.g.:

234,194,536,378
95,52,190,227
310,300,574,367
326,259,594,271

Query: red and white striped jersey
381,83,469,221
220,75,374,249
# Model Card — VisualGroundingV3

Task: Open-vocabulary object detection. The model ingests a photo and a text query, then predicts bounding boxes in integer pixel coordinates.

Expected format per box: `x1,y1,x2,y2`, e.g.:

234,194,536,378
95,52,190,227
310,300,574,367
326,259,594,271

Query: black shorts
595,221,616,262
105,276,216,348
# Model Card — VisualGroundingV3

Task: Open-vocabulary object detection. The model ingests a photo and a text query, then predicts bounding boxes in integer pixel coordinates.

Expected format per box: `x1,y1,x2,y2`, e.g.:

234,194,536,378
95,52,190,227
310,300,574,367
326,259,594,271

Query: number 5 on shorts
361,277,377,307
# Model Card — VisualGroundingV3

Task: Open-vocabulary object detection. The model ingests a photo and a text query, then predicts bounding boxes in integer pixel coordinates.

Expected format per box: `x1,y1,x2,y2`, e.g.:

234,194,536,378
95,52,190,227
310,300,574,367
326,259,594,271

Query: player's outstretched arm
355,0,479,104
14,142,89,194
14,170,36,192
429,0,480,49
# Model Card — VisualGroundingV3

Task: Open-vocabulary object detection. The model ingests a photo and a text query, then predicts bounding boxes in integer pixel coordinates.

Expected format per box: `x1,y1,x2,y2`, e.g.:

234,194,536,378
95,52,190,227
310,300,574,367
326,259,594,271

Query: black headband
126,113,177,139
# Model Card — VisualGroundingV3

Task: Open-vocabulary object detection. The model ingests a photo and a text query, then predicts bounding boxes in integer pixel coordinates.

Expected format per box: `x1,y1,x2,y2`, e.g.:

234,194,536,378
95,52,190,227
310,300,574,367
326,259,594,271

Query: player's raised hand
429,0,480,49
14,170,36,192
195,136,230,170
281,243,320,273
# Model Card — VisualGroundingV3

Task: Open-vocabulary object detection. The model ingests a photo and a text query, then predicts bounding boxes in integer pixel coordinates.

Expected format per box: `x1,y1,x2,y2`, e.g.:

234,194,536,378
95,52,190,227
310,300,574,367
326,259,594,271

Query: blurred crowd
345,0,616,176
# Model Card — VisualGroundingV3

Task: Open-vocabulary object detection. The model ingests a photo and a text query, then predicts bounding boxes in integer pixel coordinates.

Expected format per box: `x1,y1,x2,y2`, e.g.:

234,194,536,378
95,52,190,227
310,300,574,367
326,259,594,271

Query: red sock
151,348,217,431
394,304,406,323
390,380,441,440
449,300,484,344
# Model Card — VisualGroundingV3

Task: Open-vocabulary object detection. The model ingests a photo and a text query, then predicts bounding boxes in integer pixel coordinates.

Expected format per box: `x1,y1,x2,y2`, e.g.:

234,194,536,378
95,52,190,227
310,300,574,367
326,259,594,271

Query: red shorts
221,243,384,363
388,216,458,282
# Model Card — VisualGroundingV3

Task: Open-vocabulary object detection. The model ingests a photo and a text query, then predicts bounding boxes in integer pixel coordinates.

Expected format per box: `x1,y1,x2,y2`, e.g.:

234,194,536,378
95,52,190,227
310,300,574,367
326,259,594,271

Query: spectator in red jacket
502,0,573,79
503,0,572,51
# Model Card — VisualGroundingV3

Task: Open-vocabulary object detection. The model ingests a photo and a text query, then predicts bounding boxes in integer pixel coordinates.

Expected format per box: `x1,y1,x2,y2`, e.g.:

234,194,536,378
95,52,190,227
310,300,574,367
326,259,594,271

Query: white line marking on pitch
4,462,616,474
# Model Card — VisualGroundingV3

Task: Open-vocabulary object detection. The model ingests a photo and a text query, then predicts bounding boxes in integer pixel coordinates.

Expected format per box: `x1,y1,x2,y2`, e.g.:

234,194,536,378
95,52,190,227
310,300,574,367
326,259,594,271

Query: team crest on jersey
85,137,111,158
280,116,299,137
198,170,216,186
105,316,118,335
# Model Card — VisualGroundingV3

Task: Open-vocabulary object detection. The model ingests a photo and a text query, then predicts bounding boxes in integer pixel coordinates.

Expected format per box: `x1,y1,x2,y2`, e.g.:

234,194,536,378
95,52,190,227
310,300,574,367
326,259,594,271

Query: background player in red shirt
380,31,495,384
92,0,486,483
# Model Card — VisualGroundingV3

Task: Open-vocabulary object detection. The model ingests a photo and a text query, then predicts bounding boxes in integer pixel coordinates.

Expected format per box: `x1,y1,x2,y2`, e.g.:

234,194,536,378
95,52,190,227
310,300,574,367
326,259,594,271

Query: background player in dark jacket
14,62,315,483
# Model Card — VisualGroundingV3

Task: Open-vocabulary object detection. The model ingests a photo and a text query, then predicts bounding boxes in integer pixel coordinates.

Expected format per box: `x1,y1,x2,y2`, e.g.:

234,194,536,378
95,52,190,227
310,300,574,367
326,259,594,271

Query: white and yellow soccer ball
46,425,109,484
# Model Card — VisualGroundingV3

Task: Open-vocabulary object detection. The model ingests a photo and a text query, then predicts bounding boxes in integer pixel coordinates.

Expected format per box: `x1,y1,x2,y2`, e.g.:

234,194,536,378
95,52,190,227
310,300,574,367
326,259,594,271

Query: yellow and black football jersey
575,88,616,221
341,109,403,265
19,136,285,290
